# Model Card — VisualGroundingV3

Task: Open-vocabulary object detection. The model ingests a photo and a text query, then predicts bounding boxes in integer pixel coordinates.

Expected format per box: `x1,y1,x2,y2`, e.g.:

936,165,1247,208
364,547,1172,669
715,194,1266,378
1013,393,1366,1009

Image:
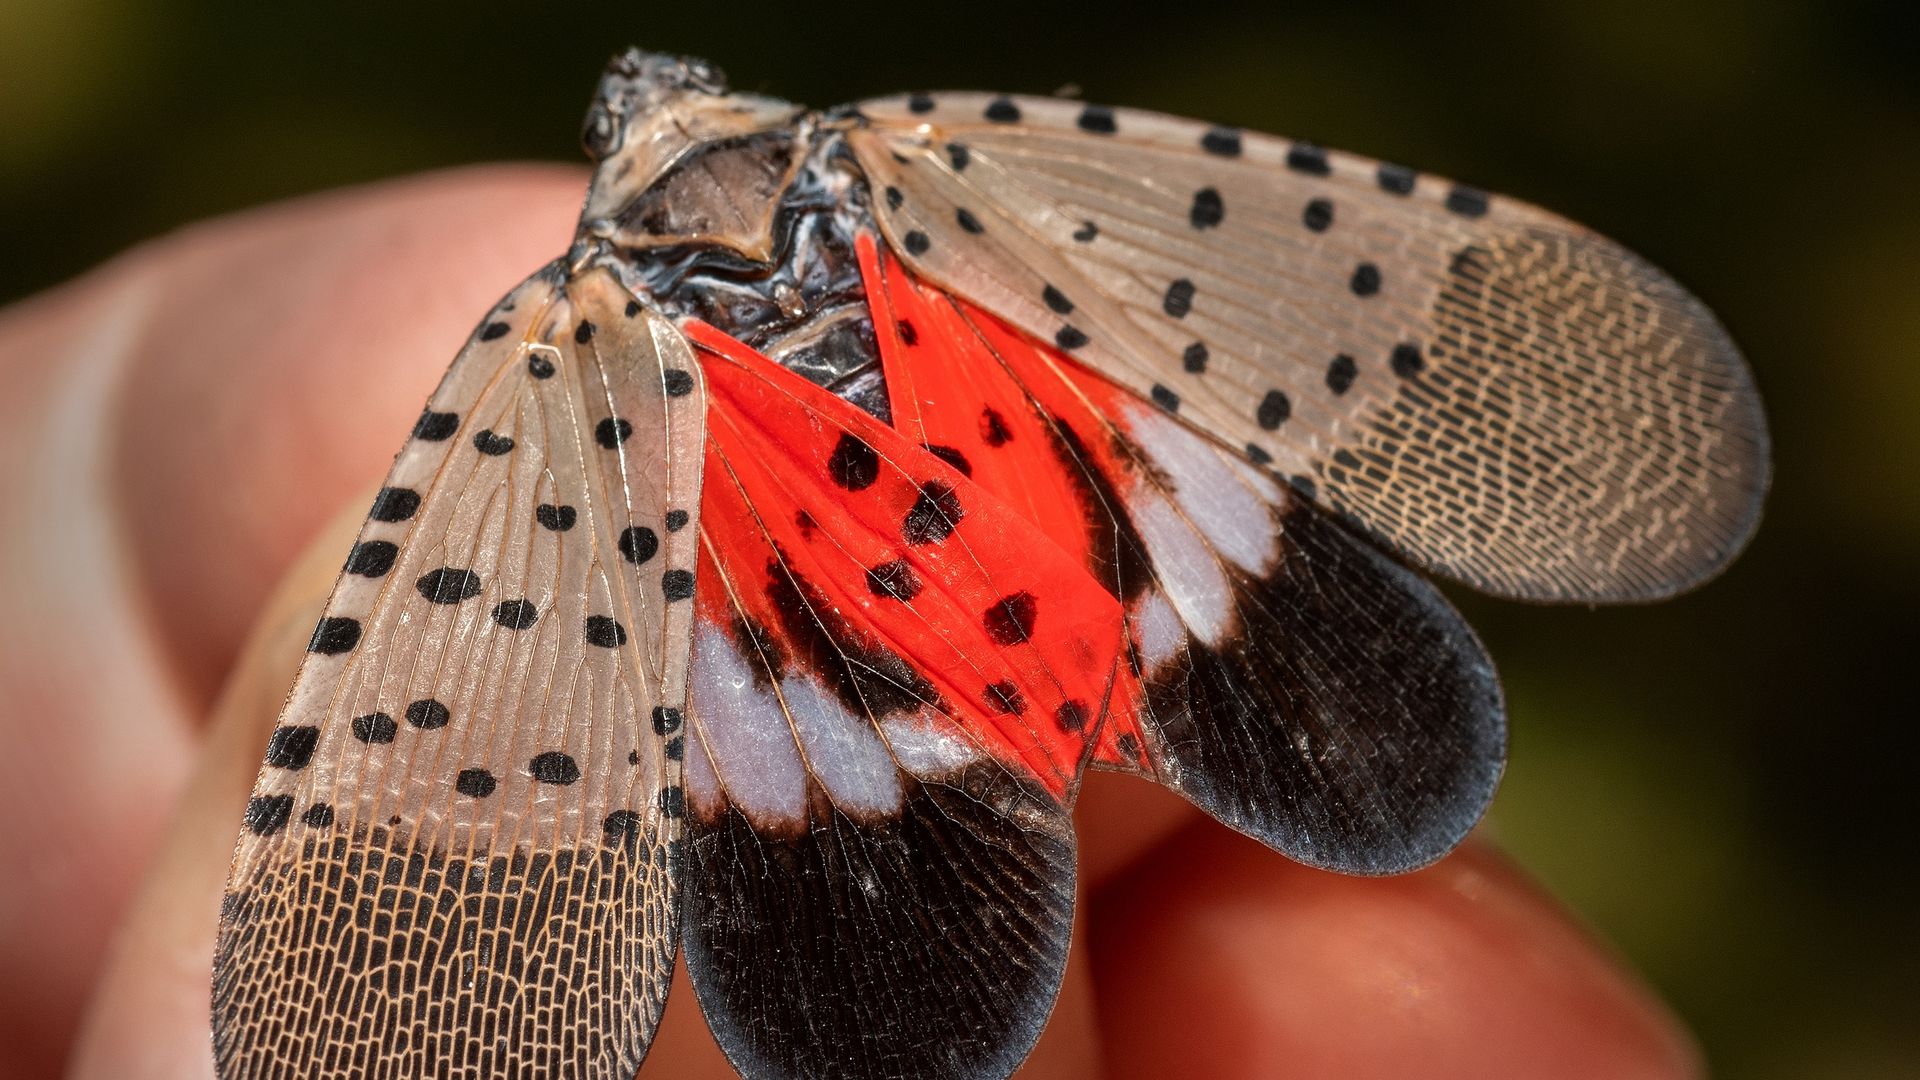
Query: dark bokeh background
3,2,1914,1076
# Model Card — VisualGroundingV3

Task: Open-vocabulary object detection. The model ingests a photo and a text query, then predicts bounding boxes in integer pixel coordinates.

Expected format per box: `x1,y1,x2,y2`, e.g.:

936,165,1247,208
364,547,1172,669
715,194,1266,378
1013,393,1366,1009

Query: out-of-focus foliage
2,1,1913,1076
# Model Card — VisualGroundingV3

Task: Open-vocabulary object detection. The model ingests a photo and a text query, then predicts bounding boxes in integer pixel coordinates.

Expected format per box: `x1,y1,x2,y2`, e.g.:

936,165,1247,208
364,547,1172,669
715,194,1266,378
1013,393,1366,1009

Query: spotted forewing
213,265,704,1077
852,92,1768,602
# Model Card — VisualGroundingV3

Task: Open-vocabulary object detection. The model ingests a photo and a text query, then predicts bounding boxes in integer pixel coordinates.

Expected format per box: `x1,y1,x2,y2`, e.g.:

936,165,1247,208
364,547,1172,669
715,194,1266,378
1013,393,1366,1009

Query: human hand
0,166,1699,1080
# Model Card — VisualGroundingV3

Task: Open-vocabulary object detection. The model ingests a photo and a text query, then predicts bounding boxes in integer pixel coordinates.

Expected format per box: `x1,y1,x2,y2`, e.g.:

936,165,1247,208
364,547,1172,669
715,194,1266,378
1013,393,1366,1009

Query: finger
1089,823,1701,1080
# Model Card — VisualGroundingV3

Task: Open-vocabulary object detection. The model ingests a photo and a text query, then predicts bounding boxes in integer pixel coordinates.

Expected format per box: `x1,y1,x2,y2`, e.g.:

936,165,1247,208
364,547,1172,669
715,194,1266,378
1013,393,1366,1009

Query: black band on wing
1146,498,1505,874
683,765,1075,1080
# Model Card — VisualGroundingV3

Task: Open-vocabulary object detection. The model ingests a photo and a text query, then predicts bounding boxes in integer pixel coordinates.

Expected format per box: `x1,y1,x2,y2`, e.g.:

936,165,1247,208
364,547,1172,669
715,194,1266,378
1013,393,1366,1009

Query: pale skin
0,165,1699,1080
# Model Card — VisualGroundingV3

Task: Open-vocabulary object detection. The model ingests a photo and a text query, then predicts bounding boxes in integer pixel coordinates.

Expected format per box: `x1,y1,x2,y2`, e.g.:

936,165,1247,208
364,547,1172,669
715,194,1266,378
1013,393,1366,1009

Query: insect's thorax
604,124,892,422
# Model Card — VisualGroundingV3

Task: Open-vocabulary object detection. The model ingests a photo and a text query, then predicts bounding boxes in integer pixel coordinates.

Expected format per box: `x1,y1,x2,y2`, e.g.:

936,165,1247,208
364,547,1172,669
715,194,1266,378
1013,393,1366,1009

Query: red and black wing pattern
859,239,1503,873
678,324,1124,1079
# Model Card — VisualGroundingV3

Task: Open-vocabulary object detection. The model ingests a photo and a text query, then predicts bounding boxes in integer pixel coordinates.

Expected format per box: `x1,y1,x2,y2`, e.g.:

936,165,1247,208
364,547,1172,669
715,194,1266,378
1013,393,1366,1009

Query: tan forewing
213,263,705,1079
851,92,1769,601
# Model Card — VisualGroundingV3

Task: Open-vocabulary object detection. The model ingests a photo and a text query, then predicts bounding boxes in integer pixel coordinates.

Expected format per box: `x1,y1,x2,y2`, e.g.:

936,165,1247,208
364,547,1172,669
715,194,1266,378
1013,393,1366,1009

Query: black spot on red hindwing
984,680,1026,715
828,433,881,491
896,319,918,347
1054,700,1089,733
903,481,964,545
979,407,1012,447
983,591,1038,645
925,444,972,476
866,558,923,602
264,725,320,770
528,751,580,785
761,558,939,719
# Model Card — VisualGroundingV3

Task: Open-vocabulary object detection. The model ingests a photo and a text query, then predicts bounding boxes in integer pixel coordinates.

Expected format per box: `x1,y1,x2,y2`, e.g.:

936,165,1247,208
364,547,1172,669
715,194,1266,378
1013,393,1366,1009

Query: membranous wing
677,324,1124,1080
213,266,705,1078
850,93,1769,602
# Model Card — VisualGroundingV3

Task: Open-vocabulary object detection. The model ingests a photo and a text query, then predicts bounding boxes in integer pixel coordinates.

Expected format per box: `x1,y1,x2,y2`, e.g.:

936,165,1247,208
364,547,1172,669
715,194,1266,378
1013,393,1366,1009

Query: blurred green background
3,1,1913,1076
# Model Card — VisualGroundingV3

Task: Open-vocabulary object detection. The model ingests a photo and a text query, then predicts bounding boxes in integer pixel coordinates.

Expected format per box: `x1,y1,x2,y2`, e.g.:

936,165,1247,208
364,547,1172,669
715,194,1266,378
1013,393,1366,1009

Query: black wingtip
1147,500,1508,876
684,766,1076,1080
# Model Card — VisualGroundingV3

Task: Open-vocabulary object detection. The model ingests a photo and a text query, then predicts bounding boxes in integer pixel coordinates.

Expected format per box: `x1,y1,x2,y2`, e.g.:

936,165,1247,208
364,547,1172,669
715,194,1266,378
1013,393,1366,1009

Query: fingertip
1089,827,1700,1080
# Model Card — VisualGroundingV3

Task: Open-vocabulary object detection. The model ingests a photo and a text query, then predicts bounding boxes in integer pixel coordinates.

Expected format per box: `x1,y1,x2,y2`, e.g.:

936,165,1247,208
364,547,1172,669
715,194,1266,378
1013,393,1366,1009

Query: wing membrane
213,265,705,1078
852,92,1769,601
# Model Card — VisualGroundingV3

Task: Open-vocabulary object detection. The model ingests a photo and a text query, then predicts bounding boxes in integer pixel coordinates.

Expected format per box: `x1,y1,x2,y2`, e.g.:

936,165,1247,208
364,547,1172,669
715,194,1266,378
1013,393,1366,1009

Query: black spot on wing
413,410,459,441
345,541,398,577
828,433,881,491
684,767,1073,1080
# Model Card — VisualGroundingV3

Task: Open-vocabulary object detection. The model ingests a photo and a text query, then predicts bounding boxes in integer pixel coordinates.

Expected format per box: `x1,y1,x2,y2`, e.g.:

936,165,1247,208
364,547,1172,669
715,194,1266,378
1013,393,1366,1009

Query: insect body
213,49,1769,1080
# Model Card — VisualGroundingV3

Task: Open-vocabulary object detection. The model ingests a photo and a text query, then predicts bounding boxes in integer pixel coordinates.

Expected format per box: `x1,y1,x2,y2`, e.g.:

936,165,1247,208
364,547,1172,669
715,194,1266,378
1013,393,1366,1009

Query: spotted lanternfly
212,50,1770,1080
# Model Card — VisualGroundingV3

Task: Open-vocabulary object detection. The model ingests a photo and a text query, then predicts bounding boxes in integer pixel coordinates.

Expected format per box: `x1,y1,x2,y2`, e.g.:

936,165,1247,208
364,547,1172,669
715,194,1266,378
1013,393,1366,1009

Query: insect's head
577,49,804,258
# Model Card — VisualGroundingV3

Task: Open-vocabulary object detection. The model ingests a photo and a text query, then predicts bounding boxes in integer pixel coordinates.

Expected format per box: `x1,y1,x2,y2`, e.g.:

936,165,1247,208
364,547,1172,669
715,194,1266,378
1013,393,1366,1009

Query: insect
211,49,1769,1080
